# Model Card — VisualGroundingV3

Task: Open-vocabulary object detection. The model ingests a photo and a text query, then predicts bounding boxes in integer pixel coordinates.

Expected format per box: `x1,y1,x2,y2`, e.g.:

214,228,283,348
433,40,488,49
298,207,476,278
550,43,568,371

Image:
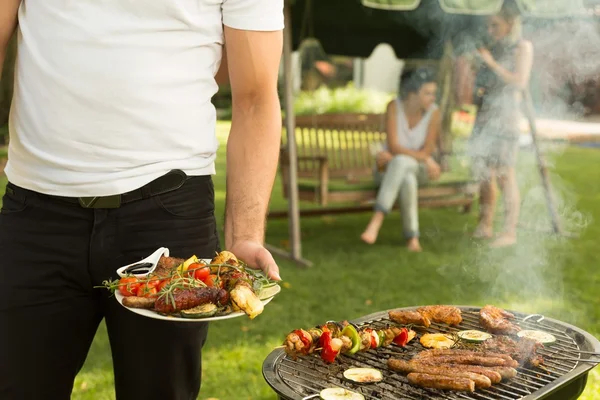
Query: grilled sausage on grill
407,372,475,392
388,359,493,388
479,305,521,334
415,348,514,361
412,354,517,368
414,360,517,381
414,349,519,368
154,287,229,314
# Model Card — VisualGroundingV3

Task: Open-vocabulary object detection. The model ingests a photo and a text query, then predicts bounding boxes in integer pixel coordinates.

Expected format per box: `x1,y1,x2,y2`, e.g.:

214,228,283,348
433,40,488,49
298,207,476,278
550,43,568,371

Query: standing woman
470,3,534,247
361,68,442,251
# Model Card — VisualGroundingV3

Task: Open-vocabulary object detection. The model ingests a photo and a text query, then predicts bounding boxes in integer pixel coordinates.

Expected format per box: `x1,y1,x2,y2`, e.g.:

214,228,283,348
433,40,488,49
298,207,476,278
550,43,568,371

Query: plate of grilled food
100,249,281,322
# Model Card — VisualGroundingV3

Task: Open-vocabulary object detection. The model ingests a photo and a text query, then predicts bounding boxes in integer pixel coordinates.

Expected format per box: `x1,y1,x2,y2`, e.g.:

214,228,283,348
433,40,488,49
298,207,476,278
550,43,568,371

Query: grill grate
263,306,600,400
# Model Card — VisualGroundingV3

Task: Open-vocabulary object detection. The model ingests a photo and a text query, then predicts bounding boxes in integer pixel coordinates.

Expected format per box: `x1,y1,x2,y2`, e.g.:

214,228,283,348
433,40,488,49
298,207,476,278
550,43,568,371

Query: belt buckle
78,195,122,209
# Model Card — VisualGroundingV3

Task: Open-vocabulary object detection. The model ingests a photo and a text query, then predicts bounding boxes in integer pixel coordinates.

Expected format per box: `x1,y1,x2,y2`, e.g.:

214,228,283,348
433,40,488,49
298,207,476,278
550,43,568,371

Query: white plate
114,284,281,322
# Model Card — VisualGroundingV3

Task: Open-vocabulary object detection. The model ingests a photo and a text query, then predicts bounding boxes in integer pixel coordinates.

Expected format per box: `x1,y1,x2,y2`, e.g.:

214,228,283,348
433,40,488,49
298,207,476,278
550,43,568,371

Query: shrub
294,83,394,116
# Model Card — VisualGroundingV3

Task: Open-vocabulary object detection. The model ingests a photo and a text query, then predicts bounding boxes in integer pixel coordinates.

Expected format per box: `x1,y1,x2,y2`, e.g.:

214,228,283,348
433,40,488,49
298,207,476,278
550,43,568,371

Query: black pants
0,176,220,400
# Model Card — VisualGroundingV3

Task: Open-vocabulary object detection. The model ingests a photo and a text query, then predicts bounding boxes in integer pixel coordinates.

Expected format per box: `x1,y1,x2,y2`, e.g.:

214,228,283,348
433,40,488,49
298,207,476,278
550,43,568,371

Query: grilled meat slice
417,305,462,326
388,359,492,388
415,349,519,366
479,305,521,334
407,372,475,392
122,296,156,309
482,335,545,367
153,256,186,278
388,310,431,327
154,287,229,314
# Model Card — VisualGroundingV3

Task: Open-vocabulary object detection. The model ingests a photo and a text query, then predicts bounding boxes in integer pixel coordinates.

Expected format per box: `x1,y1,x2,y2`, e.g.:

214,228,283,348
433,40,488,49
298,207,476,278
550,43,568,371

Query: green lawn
2,121,599,399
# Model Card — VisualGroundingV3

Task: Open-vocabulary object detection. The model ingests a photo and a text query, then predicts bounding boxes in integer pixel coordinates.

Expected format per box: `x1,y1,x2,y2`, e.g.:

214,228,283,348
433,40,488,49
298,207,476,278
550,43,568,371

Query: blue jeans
374,155,428,239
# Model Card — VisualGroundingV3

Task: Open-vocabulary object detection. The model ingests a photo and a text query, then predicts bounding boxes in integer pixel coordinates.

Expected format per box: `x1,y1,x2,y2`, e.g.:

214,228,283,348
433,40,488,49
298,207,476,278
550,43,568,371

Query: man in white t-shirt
0,1,283,399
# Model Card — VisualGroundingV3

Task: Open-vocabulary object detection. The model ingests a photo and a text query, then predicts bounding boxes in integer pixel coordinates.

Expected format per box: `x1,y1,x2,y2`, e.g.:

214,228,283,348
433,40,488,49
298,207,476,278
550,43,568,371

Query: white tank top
395,98,438,151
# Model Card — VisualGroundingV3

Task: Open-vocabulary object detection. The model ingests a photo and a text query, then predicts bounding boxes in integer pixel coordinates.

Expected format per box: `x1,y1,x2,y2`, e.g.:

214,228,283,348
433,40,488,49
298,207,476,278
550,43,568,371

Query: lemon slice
343,367,383,383
258,284,281,300
319,388,365,400
177,255,200,273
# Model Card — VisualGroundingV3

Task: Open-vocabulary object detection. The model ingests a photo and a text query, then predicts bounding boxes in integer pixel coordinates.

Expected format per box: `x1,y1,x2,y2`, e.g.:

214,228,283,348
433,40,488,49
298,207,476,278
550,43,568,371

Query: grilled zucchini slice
180,303,218,318
457,330,493,343
517,330,557,345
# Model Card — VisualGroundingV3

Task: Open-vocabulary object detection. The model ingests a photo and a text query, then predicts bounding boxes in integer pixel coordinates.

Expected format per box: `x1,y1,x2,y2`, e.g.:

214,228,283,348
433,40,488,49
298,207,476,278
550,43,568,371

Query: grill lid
262,306,600,400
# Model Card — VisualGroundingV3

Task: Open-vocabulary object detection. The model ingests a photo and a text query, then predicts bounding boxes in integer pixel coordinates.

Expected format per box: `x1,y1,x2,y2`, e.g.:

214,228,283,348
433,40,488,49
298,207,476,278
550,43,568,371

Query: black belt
53,169,188,208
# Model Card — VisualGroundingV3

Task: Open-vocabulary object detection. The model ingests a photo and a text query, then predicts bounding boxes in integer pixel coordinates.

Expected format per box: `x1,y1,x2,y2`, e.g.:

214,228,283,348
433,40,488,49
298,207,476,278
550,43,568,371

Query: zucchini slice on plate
319,387,365,400
180,303,218,318
343,367,383,383
517,329,557,345
457,330,493,343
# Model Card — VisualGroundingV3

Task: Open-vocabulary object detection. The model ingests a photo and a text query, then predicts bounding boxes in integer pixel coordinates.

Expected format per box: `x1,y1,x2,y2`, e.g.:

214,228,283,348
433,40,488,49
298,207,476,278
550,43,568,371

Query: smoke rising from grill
410,4,600,307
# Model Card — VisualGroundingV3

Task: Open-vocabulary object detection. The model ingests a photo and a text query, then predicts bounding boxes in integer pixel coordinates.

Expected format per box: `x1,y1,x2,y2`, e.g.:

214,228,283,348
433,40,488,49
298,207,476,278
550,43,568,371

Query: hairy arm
487,40,534,90
385,100,435,162
0,0,20,77
223,26,282,249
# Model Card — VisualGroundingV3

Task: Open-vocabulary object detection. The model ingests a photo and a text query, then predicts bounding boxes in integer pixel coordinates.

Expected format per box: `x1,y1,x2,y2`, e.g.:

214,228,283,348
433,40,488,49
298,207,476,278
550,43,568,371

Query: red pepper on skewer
293,330,312,355
320,331,339,363
393,327,409,347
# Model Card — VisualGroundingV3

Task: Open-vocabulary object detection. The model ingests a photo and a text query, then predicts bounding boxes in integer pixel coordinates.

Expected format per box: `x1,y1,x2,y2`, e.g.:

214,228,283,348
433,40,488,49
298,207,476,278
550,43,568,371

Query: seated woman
360,67,442,251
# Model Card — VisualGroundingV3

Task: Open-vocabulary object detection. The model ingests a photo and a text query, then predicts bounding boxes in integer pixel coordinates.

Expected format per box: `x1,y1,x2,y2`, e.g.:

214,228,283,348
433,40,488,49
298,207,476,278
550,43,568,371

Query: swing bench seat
275,112,478,218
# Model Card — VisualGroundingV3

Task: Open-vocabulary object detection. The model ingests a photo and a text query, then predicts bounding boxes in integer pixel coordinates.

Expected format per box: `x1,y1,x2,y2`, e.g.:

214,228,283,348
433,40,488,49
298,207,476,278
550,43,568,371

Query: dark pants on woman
0,173,220,400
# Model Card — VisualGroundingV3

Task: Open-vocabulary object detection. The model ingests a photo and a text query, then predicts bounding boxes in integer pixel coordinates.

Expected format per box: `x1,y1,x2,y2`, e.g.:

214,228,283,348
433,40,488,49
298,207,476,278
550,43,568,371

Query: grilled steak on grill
417,305,463,326
388,310,431,327
389,305,462,327
482,335,545,367
479,305,522,334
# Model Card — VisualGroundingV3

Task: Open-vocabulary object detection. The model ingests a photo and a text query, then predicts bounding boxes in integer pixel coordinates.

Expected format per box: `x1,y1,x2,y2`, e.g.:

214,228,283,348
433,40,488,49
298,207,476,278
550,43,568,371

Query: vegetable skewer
283,321,416,364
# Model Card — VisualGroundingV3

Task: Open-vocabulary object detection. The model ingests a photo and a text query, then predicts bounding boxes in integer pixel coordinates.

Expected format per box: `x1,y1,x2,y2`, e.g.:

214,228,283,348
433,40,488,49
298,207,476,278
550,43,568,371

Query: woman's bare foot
407,237,422,252
360,230,378,245
472,224,493,239
489,233,516,248
361,212,385,245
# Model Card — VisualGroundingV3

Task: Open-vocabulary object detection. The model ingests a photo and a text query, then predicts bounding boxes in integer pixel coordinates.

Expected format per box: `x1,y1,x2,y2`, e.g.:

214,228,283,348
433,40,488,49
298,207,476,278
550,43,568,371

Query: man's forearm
224,95,281,248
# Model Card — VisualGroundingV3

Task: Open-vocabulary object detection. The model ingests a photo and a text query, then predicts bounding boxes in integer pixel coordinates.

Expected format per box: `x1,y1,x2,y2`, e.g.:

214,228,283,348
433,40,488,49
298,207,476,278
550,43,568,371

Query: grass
1,121,599,399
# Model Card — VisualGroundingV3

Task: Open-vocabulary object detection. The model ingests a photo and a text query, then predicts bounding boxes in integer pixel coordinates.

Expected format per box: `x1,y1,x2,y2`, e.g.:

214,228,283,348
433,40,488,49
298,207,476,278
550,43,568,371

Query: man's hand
229,240,281,281
425,157,441,180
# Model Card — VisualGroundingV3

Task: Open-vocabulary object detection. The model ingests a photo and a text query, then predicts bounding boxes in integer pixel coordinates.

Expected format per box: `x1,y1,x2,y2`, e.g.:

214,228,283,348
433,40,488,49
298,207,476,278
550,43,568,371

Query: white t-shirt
6,0,284,197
